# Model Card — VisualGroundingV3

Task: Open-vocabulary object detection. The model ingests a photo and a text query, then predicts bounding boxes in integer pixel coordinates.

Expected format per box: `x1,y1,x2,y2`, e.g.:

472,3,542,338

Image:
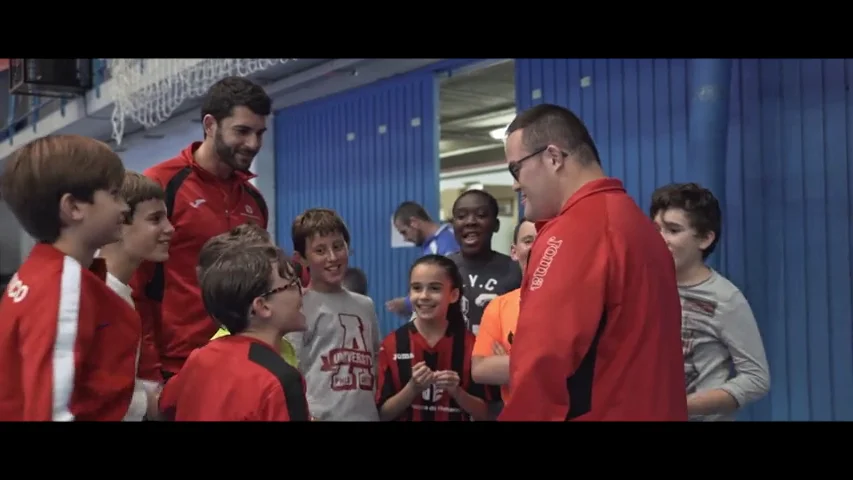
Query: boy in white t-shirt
285,208,382,421
98,171,175,421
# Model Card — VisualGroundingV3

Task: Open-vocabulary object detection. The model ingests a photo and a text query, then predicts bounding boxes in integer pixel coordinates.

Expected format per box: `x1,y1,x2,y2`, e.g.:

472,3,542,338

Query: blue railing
1,58,109,145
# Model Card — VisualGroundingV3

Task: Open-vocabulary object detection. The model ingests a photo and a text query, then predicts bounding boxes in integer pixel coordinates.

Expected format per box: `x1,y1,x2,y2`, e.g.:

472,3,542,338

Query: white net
107,58,295,146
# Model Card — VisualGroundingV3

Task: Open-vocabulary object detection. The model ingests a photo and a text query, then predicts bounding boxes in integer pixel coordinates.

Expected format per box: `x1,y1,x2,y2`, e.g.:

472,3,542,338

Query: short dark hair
342,267,368,295
1,134,125,243
650,183,722,259
506,103,600,165
200,76,272,125
453,189,499,219
197,223,272,276
393,201,431,225
291,208,351,257
200,244,297,335
121,171,165,223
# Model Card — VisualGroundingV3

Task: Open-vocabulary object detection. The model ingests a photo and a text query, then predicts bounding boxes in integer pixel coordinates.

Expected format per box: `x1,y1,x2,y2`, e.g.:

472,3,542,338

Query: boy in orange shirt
471,219,537,405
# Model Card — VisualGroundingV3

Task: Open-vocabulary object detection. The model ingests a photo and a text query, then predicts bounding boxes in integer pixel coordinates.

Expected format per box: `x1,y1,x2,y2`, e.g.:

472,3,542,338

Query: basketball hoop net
107,58,294,146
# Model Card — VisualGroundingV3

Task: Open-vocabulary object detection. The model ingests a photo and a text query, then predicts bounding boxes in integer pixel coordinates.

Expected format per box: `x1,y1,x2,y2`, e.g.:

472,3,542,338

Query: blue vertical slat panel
515,58,853,421
726,59,853,422
515,58,690,215
274,72,438,338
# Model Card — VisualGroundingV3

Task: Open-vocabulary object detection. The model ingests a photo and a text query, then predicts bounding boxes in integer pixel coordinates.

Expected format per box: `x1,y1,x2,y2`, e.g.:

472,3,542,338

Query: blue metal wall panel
516,58,853,421
275,72,439,338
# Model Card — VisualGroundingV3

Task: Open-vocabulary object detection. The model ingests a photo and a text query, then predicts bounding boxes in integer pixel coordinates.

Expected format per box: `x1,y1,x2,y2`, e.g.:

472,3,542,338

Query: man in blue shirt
386,201,460,316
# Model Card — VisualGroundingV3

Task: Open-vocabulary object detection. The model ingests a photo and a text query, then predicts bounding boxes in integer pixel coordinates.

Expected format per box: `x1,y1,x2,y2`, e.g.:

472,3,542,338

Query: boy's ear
493,217,501,234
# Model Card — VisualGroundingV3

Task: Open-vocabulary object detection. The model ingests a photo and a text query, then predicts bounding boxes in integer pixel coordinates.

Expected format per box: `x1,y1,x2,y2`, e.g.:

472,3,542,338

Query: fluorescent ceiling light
489,127,506,140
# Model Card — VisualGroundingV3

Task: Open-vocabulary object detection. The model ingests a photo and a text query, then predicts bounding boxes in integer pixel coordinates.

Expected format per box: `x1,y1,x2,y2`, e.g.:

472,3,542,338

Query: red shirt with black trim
130,142,269,376
376,321,498,421
0,244,138,421
158,335,309,421
499,178,687,422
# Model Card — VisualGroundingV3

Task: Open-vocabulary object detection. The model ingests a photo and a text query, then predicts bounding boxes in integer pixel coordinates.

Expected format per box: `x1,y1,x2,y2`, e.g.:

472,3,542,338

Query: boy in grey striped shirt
651,183,770,421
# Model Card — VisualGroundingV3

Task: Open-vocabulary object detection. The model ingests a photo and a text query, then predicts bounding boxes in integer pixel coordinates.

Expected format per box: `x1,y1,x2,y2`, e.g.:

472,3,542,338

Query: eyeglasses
507,145,570,181
261,278,302,298
507,146,547,181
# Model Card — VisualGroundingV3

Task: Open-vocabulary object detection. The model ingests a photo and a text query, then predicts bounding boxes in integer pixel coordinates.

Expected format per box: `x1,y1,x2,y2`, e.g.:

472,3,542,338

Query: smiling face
121,198,174,263
451,192,498,257
300,232,349,290
653,208,715,273
504,129,564,222
409,262,459,323
208,106,268,174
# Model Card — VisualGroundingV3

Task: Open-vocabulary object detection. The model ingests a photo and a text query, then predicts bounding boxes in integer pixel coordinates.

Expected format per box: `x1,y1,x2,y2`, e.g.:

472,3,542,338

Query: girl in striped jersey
375,255,498,421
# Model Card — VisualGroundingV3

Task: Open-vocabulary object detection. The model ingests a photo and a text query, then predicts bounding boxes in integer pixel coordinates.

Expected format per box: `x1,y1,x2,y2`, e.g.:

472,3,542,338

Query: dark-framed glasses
508,146,547,181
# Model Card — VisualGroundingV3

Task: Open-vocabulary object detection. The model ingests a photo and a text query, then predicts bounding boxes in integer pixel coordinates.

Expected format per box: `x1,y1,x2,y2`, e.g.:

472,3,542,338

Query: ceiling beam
440,104,517,128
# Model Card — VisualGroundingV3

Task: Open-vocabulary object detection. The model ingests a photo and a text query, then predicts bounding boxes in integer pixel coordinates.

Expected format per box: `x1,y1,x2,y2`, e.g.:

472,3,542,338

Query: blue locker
274,72,439,338
515,58,853,421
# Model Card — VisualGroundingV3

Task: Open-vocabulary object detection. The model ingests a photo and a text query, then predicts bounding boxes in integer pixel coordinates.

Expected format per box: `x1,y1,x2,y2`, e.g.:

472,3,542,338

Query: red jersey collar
180,142,258,184
535,177,626,231
31,243,107,280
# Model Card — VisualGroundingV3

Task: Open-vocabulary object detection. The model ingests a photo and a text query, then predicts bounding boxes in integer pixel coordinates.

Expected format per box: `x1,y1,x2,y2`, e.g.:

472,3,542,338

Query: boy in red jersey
158,244,309,421
99,171,175,421
0,135,160,421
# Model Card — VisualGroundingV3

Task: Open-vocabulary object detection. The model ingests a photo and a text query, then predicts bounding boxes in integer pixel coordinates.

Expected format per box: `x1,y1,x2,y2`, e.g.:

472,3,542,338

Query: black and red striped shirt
376,321,499,421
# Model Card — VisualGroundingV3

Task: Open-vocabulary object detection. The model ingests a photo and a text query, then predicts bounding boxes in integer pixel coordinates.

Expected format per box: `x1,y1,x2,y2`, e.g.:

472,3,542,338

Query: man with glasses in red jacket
498,104,687,422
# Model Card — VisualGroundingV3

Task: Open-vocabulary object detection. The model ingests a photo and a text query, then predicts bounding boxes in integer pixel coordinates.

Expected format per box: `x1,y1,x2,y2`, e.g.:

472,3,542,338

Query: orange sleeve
130,261,162,379
18,267,97,421
472,296,503,357
499,228,608,422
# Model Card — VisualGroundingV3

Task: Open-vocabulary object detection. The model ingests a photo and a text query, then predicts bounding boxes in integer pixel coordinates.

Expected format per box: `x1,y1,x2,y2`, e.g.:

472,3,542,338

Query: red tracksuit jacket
0,244,139,421
499,178,688,422
159,335,310,421
130,142,268,376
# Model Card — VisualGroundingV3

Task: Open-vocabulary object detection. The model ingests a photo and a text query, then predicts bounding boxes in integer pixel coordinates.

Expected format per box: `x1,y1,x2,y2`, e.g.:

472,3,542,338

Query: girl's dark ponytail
446,298,466,329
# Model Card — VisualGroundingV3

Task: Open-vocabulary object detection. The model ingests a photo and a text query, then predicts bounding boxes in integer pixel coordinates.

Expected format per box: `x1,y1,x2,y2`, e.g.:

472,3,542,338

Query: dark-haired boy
286,208,382,421
99,171,175,421
0,135,155,421
448,189,522,334
650,182,770,421
199,224,299,369
158,244,309,421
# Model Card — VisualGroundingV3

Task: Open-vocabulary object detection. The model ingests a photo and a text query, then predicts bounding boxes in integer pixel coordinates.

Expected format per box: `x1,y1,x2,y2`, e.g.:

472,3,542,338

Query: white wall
439,164,517,256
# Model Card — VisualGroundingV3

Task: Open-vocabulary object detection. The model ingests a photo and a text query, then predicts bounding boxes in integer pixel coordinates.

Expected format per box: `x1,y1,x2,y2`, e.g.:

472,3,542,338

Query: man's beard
214,131,256,173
